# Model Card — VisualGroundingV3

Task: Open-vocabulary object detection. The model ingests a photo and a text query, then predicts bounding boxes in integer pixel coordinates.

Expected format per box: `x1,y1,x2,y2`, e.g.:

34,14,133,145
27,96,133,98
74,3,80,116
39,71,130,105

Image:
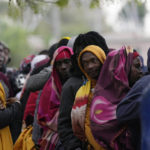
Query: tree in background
119,1,147,29
0,21,31,67
1,0,148,67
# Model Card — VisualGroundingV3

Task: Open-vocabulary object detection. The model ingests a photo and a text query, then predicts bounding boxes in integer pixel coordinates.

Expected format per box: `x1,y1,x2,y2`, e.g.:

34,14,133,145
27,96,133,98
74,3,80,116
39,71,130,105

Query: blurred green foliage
0,1,94,68
0,0,147,68
90,0,99,8
56,0,69,7
0,21,31,68
9,0,146,10
119,1,147,25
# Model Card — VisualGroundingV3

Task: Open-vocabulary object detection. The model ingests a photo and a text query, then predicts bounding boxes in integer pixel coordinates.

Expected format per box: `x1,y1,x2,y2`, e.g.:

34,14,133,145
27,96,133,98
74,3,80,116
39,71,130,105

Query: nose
87,62,94,70
61,62,67,70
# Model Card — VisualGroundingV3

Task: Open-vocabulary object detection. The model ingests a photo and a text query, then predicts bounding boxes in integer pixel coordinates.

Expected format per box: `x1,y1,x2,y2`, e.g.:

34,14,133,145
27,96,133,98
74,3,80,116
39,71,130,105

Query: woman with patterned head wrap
90,47,143,150
116,49,150,150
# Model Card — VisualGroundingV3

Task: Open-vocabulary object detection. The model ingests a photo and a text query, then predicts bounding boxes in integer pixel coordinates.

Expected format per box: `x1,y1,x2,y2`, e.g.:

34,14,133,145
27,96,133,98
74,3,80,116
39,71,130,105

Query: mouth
88,69,99,75
87,69,100,79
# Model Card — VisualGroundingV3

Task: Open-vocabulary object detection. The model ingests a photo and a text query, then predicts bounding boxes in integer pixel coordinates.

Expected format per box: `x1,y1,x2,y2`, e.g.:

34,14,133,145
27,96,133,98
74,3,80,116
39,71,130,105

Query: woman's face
129,56,143,86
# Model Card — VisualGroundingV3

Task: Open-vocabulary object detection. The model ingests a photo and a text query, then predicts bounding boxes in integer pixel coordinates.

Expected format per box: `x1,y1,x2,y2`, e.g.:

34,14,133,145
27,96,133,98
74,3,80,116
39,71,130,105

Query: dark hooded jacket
117,75,150,150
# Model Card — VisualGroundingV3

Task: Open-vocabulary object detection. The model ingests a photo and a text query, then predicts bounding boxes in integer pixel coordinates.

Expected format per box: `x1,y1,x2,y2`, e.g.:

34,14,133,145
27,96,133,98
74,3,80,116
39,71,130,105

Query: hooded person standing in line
90,47,143,150
116,48,150,150
58,31,109,150
37,46,73,150
71,45,107,150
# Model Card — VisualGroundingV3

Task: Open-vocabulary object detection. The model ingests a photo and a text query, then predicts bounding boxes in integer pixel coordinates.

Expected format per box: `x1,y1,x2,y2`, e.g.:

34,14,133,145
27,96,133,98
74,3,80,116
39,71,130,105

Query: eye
64,59,71,64
55,61,61,66
91,58,98,63
82,61,88,67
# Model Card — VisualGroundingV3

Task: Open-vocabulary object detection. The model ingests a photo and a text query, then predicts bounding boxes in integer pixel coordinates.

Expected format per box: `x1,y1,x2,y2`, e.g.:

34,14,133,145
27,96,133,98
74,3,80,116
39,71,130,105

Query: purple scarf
90,47,134,150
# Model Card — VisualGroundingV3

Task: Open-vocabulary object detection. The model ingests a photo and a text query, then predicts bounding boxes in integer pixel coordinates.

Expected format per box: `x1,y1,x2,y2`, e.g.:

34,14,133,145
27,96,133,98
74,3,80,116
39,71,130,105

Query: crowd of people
0,31,150,150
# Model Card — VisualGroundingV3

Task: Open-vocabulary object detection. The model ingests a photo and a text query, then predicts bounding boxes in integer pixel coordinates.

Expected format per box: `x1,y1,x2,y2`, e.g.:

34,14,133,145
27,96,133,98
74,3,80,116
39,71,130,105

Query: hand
6,97,20,105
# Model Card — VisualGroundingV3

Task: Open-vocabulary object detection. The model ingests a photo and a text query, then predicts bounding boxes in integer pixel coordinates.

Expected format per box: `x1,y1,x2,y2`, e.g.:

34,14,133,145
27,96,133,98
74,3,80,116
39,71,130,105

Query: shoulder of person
63,77,83,88
137,74,150,84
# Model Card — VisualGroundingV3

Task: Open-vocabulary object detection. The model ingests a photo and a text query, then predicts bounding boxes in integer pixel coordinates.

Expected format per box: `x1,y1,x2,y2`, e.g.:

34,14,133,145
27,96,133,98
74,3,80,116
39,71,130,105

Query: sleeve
0,102,21,129
116,77,147,122
32,91,43,145
25,68,51,92
58,80,83,150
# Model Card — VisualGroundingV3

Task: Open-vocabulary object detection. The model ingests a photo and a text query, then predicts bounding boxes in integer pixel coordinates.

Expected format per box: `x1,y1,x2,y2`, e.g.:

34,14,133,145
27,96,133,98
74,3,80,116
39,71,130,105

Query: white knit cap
31,55,49,71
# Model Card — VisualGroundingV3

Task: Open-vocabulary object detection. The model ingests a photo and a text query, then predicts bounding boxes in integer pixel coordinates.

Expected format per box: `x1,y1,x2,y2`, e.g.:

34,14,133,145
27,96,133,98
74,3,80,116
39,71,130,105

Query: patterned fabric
90,46,134,150
31,55,49,71
71,80,91,140
0,82,13,150
37,46,73,150
0,82,6,109
71,45,106,150
55,49,72,61
20,55,35,73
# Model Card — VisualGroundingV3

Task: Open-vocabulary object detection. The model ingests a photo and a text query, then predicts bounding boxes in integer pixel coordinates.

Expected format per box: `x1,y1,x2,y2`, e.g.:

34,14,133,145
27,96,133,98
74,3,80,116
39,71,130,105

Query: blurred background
0,0,150,67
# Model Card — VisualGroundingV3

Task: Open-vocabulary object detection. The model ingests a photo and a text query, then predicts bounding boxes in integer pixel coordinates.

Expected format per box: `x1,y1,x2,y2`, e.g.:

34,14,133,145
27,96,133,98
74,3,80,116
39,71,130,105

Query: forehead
55,58,70,63
81,52,97,61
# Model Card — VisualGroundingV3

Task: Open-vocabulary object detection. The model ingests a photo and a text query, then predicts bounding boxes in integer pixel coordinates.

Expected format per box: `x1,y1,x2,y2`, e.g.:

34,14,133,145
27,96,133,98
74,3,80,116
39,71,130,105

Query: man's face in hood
81,52,102,80
55,58,72,82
